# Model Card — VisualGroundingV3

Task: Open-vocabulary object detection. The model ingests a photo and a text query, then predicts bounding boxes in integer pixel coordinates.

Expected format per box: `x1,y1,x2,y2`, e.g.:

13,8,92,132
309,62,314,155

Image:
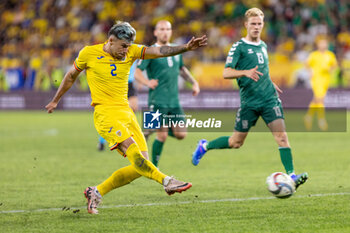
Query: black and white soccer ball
266,172,296,198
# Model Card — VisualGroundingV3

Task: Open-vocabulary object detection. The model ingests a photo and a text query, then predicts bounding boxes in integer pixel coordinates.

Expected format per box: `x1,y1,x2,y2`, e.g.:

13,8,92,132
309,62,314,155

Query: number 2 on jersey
110,64,117,76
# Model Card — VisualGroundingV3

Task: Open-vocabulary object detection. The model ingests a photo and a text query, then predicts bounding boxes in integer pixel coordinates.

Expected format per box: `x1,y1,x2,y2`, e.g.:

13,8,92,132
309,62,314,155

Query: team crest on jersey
116,130,122,137
248,49,254,54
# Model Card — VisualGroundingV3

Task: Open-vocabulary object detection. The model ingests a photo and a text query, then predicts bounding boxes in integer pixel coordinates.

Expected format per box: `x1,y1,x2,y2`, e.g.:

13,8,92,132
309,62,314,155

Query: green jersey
225,38,278,107
137,44,184,107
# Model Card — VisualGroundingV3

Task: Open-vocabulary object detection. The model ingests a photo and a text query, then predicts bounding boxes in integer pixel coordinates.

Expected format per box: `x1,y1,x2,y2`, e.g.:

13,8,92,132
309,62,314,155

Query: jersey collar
241,38,262,46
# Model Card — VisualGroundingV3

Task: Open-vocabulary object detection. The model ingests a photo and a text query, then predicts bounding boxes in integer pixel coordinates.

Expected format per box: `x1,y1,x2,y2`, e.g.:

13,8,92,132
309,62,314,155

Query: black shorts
128,82,137,98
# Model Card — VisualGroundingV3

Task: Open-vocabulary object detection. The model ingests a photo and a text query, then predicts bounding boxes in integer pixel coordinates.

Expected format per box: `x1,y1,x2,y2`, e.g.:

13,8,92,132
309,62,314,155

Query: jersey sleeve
130,44,147,60
137,59,151,71
74,46,89,72
225,43,241,69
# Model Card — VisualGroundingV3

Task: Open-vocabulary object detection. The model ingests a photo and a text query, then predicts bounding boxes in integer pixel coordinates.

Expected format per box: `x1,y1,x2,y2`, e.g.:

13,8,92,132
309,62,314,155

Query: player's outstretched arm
45,66,81,113
143,35,207,59
223,66,262,82
180,66,200,96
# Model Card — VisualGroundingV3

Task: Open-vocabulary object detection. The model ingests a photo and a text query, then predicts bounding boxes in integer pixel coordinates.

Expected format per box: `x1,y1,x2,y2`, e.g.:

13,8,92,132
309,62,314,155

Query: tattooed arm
143,35,207,59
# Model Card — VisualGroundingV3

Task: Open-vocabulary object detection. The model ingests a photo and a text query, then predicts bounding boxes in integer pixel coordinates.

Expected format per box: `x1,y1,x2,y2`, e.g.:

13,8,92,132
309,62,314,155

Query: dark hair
108,21,136,43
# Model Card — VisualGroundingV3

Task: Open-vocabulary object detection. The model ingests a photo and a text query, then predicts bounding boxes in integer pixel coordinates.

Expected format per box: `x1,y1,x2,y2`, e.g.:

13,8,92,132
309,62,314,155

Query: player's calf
272,131,290,148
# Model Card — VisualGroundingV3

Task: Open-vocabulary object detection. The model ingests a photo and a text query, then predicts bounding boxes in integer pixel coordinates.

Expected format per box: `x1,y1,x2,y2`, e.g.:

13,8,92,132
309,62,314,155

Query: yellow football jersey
307,50,337,79
74,43,146,106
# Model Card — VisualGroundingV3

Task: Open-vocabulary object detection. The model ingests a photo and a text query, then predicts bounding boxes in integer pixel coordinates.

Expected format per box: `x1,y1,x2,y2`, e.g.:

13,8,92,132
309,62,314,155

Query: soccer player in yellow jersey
305,37,338,131
45,21,207,214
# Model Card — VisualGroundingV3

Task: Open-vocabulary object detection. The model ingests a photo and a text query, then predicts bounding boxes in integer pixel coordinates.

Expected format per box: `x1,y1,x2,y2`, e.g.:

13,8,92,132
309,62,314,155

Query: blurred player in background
136,20,200,167
192,8,308,190
46,21,207,214
304,37,338,131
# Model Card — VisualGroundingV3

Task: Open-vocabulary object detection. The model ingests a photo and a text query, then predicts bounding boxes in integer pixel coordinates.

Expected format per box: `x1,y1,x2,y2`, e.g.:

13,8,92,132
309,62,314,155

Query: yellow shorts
93,105,148,155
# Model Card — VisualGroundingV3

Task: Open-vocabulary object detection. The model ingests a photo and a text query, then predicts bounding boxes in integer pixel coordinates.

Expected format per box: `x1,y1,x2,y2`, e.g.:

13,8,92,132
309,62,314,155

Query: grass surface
0,111,350,232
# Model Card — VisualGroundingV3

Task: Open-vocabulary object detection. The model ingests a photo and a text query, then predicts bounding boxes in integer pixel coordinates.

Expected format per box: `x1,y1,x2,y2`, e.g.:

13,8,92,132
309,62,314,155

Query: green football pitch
1,111,349,233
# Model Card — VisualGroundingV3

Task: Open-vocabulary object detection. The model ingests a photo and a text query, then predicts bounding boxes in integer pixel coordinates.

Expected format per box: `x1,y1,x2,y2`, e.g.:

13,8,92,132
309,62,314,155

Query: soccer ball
266,172,296,198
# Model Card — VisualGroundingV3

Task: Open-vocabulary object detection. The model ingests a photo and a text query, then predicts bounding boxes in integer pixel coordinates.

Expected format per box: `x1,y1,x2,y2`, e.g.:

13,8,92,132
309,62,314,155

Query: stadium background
1,0,350,111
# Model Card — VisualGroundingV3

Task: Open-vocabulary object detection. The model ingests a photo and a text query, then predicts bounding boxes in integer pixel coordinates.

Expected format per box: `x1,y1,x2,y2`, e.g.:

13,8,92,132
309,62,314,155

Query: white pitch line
1,192,349,214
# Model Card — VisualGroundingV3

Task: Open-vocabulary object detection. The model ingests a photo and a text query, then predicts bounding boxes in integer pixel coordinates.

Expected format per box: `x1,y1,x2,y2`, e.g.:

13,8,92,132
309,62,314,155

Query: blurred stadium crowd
1,0,350,91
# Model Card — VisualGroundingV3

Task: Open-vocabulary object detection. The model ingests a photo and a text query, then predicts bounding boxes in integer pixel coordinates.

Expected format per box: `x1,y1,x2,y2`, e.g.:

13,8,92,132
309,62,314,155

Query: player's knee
275,133,289,147
229,137,244,149
232,141,243,149
156,131,168,142
175,131,187,140
119,137,136,153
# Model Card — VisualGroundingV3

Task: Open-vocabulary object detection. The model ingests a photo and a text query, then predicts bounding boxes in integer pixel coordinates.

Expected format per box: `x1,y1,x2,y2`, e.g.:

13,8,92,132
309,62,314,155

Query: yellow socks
315,103,327,130
125,143,166,185
305,102,327,130
308,102,325,119
97,165,141,196
316,103,325,119
306,102,317,118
